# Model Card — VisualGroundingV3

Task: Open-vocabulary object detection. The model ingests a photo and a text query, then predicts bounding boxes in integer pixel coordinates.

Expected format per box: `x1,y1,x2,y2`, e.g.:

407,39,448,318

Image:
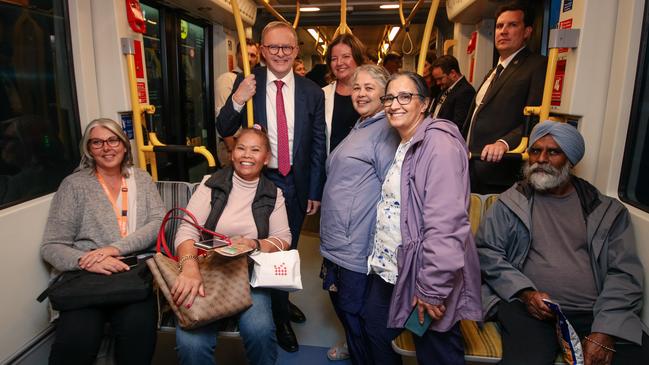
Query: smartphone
215,243,253,257
193,238,230,251
404,306,433,337
120,255,138,267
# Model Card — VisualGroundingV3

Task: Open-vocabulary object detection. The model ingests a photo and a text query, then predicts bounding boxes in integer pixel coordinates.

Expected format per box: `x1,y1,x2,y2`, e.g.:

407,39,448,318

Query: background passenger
381,52,402,75
215,39,259,167
422,51,441,100
477,121,649,365
293,57,307,77
323,33,366,153
41,118,164,365
216,21,327,352
363,72,482,365
429,55,476,129
320,64,399,364
172,127,291,365
463,1,547,194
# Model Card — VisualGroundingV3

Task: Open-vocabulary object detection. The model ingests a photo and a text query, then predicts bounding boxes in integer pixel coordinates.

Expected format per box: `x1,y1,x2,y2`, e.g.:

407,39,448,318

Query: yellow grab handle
416,0,440,75
231,0,254,127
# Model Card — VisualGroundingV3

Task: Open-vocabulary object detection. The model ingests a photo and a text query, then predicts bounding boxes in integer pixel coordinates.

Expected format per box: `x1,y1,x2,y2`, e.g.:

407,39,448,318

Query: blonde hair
79,118,133,176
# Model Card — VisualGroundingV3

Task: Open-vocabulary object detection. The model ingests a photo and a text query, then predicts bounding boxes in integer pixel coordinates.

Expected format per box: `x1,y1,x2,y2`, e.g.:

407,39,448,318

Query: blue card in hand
404,306,432,337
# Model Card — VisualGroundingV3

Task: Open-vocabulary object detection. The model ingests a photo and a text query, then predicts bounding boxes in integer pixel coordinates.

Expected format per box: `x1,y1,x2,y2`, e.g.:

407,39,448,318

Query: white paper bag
249,249,302,291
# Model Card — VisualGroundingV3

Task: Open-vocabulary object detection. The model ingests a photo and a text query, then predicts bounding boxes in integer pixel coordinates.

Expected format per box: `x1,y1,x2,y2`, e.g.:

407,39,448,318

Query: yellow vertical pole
416,0,440,75
230,0,254,127
122,39,147,170
540,48,559,121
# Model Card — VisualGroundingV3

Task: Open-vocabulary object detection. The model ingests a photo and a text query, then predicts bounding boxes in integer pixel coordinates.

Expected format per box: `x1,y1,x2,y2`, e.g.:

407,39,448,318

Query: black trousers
264,169,306,323
498,300,649,365
49,294,157,365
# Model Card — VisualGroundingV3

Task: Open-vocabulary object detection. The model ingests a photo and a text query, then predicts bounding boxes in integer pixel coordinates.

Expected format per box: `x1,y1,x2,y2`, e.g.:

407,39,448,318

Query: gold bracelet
584,336,616,353
178,255,198,273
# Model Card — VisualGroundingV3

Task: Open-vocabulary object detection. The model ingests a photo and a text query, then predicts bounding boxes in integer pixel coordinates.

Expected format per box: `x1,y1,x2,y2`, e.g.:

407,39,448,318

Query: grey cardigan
477,177,647,345
41,168,164,272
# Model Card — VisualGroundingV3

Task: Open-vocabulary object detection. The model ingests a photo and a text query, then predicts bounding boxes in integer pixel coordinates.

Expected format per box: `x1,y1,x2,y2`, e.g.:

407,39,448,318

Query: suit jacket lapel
481,48,530,106
254,69,268,128
293,77,305,155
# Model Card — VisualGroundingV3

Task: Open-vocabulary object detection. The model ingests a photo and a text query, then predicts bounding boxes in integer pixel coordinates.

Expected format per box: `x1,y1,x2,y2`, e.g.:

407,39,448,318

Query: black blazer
463,47,547,191
216,67,327,208
463,47,547,151
431,76,476,129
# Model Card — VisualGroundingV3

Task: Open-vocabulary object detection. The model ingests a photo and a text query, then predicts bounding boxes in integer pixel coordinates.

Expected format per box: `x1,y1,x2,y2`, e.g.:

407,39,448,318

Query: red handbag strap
156,207,231,261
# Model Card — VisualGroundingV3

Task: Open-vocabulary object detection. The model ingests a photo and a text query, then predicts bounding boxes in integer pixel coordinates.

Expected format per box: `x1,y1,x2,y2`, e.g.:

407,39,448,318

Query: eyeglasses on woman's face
89,137,121,149
263,44,295,56
380,92,425,107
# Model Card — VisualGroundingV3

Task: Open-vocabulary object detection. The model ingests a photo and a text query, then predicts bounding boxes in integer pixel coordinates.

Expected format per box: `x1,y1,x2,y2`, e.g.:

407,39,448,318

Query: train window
0,1,80,209
620,3,649,212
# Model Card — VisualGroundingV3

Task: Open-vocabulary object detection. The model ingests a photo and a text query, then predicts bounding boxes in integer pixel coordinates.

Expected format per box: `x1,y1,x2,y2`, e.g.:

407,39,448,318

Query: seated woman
41,118,165,365
172,126,291,365
363,72,482,365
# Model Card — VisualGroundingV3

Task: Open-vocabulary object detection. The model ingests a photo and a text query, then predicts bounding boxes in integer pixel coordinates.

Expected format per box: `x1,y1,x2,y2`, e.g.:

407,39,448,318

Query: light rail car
1,0,648,364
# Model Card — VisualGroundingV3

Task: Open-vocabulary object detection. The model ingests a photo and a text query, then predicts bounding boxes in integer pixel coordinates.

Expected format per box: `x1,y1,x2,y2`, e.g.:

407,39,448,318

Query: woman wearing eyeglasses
41,118,164,365
363,72,482,365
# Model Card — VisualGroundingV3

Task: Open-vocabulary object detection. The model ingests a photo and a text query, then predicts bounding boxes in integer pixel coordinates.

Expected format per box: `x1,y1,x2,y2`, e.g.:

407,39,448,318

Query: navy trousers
264,169,305,323
322,258,370,365
362,274,466,365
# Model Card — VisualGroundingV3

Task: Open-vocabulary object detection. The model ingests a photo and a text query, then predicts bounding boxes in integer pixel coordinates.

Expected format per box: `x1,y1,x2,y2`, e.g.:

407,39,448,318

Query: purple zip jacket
387,117,482,331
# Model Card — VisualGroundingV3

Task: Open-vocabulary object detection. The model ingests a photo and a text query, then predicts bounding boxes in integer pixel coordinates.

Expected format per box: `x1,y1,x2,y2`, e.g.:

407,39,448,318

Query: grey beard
523,161,571,192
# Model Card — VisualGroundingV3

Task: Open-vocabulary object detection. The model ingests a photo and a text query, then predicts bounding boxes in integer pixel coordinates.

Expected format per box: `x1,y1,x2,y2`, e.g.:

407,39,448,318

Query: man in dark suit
217,21,326,353
463,2,547,194
430,55,476,129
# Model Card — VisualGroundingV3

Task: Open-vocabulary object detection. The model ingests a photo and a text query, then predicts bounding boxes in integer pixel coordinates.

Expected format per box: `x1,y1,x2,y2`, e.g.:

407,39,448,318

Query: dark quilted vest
201,167,277,240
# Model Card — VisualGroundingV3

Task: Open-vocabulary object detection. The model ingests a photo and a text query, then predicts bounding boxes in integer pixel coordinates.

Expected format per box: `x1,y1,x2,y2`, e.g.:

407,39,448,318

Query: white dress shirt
232,69,296,168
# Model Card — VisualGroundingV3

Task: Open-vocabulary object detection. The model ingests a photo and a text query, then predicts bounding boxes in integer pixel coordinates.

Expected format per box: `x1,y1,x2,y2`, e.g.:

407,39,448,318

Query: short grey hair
79,118,133,177
352,64,390,90
261,21,298,46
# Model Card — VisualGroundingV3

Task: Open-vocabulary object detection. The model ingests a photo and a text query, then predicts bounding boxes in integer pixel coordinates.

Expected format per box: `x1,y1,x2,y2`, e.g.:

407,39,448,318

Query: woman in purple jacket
363,72,482,365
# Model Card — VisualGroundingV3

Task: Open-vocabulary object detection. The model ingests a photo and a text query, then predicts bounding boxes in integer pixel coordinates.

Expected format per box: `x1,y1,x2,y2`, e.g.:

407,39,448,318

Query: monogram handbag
146,207,252,329
249,237,302,292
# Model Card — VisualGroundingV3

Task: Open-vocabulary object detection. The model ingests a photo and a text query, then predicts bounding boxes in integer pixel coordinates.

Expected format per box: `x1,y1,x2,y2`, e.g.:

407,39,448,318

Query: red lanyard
96,173,128,238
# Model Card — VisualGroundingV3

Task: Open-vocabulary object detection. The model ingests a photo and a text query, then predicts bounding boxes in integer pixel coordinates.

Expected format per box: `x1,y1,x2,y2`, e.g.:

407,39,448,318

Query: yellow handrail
231,0,254,127
416,0,440,75
443,39,456,55
333,0,352,38
293,0,300,29
260,0,289,23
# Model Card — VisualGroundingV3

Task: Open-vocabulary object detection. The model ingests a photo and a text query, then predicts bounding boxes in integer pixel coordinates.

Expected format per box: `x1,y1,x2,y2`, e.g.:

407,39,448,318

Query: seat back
155,181,194,256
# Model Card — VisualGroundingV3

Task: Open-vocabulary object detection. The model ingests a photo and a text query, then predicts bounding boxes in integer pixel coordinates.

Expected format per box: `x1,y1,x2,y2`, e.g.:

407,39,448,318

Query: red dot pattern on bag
274,262,287,276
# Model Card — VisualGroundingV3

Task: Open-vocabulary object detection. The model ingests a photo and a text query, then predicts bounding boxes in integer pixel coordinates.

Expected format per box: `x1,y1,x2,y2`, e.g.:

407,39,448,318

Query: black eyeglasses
89,137,121,149
263,44,295,56
380,92,425,107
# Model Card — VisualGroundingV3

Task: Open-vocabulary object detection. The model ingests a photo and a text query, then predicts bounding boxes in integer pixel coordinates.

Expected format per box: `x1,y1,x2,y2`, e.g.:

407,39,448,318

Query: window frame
618,0,649,213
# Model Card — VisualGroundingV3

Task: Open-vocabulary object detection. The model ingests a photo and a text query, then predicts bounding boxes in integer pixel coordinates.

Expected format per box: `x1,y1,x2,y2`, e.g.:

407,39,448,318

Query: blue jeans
175,288,277,365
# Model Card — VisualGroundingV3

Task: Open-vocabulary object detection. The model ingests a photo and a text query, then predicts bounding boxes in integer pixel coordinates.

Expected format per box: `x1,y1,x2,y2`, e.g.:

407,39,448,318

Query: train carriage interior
1,0,649,364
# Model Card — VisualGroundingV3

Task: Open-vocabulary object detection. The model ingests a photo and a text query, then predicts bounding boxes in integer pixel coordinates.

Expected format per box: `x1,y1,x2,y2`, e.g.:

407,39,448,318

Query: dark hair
236,38,258,54
432,55,461,75
383,52,402,64
235,125,271,152
496,1,535,27
386,72,431,117
425,51,437,65
325,33,367,78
